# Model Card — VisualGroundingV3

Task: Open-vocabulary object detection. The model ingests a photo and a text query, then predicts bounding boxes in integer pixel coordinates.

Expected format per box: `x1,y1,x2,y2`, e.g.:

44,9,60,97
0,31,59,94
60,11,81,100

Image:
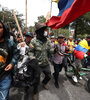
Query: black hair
0,20,10,39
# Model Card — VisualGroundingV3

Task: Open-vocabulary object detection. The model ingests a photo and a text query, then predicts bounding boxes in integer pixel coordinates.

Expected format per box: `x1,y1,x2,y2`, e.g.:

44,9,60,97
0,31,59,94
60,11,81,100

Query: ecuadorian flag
74,39,90,59
46,0,90,29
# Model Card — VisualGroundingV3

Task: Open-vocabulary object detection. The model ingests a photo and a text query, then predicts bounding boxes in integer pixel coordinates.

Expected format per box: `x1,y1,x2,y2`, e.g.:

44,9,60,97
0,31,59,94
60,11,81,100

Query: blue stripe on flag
58,0,74,16
75,45,88,53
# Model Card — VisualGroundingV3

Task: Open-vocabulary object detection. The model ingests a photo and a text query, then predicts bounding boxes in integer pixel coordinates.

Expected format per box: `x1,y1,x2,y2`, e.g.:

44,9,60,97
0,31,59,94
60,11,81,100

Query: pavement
9,64,90,100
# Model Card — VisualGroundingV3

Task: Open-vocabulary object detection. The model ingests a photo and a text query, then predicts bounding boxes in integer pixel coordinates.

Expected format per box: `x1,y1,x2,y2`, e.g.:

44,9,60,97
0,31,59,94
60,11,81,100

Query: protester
16,33,33,74
0,20,19,100
52,34,69,88
25,33,33,45
65,36,75,62
50,36,55,48
73,35,90,82
13,32,40,100
24,33,40,100
27,22,54,100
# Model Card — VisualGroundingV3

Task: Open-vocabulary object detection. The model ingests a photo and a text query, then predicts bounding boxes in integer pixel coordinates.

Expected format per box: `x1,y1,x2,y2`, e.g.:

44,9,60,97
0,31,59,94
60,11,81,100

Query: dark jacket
0,20,19,80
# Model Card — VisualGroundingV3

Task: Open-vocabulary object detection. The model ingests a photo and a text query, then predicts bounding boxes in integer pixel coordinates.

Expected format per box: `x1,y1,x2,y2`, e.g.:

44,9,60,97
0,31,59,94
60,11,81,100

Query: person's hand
4,64,13,71
84,54,88,58
58,51,64,56
54,48,58,53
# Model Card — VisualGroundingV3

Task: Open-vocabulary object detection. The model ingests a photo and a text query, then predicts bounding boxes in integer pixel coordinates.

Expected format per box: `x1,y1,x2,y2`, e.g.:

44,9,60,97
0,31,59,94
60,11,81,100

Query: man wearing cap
52,34,69,88
26,22,54,100
25,32,33,45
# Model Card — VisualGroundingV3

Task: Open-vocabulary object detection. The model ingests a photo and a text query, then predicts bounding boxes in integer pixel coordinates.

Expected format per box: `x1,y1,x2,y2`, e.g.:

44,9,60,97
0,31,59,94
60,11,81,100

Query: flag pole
50,0,52,17
25,0,27,33
49,0,52,37
12,10,24,42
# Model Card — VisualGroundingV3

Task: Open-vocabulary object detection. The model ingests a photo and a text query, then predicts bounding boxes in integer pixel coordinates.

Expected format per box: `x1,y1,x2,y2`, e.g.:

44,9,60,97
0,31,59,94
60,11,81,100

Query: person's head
77,38,81,44
24,33,33,45
69,36,73,41
50,36,55,42
86,35,90,46
75,39,78,44
0,20,9,40
57,34,65,44
35,22,47,38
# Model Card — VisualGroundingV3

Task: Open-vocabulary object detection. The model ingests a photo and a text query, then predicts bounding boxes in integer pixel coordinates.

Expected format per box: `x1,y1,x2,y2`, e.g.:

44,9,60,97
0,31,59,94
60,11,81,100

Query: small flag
74,39,89,59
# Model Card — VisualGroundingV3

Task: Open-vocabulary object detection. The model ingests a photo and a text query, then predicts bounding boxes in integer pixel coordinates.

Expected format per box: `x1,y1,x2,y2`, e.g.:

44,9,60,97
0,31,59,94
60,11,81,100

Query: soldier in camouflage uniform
27,22,54,100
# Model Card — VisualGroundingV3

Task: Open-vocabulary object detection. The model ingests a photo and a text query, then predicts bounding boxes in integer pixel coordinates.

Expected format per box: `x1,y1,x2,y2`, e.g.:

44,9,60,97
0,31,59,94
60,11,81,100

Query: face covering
44,31,48,37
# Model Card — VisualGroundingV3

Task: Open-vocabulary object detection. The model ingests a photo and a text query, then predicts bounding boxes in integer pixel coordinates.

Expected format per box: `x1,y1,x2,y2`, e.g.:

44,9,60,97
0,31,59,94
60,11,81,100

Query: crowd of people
0,20,90,100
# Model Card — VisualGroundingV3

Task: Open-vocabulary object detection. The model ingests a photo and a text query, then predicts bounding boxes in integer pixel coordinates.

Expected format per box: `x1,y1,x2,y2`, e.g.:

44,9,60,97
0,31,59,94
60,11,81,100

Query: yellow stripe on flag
52,0,59,3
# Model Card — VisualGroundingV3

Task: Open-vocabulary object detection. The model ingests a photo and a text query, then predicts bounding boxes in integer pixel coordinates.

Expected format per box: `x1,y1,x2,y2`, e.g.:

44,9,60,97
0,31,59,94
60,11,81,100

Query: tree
29,26,35,33
70,12,90,38
29,15,46,33
51,28,69,38
37,15,46,23
0,6,24,31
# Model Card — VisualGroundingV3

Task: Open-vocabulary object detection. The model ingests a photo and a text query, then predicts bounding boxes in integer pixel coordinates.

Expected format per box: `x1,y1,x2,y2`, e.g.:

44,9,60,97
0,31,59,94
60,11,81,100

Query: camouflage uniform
27,37,54,85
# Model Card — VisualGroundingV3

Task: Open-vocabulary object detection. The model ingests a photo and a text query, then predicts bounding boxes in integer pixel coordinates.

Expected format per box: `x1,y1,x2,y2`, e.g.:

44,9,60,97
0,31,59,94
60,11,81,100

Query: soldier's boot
33,93,38,100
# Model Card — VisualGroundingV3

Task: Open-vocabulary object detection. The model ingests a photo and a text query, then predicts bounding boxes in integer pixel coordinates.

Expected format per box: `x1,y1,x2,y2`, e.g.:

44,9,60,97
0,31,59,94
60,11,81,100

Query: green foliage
29,26,35,33
29,15,46,32
37,15,46,23
70,12,90,38
0,7,24,31
51,28,69,38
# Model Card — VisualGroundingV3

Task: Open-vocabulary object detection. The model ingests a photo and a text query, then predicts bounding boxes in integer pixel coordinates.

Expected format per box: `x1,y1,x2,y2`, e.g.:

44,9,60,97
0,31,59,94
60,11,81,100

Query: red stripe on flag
74,50,85,59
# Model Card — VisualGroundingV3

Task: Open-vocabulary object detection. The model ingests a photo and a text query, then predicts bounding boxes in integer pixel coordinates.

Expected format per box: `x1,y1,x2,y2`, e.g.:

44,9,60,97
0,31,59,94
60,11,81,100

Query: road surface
9,65,90,100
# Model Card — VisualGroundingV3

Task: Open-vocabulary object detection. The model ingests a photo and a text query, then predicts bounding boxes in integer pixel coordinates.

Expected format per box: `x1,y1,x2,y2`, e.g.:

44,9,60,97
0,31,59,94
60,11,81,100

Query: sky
0,0,59,26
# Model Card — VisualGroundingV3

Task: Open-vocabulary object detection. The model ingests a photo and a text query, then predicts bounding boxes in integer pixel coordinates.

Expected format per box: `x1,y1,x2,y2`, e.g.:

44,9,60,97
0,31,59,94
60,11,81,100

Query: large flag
46,0,90,29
